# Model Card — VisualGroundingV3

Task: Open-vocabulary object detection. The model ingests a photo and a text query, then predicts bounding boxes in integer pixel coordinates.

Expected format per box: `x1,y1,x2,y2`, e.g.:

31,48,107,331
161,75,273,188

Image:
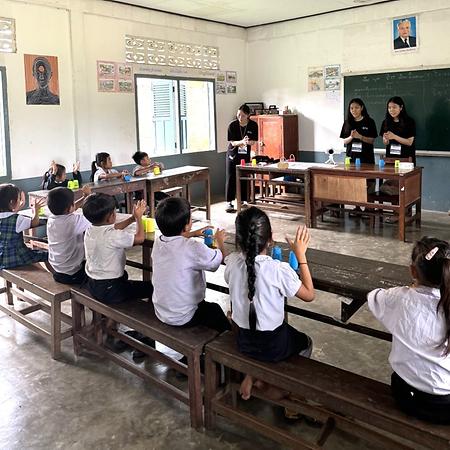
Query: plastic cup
38,207,45,216
378,159,385,169
142,217,155,233
203,228,214,247
153,166,161,175
67,180,74,190
344,157,351,165
251,158,257,167
355,158,361,167
288,251,299,271
123,175,131,182
394,160,400,168
271,246,282,261
72,180,79,189
240,159,246,166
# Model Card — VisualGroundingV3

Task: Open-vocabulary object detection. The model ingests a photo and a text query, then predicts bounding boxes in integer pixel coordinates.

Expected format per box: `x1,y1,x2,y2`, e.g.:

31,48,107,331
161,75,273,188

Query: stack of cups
142,216,155,233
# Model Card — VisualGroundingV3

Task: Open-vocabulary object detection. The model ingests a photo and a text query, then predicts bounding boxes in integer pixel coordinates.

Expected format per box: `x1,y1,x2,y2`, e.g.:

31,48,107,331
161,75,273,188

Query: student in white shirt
152,197,230,333
368,237,450,424
224,207,315,401
47,185,91,284
90,152,128,183
82,193,152,304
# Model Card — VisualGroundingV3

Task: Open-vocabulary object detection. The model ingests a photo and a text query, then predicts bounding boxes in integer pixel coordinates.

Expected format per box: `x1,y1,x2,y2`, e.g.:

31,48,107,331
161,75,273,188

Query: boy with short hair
131,151,163,177
82,193,152,304
152,197,230,333
47,185,91,284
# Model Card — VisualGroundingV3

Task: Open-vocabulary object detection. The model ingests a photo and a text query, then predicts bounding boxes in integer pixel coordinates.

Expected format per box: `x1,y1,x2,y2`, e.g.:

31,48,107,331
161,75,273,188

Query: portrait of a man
393,16,418,51
24,54,60,105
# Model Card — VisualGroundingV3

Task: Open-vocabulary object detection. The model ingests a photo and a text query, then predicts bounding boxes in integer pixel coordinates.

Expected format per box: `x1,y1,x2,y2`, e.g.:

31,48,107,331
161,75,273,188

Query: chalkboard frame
344,68,450,156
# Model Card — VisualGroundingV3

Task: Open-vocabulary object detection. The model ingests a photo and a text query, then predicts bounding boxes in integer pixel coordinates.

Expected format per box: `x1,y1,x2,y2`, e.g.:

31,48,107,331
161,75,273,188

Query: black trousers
179,301,231,334
53,262,86,285
391,372,450,424
86,271,153,305
225,152,249,203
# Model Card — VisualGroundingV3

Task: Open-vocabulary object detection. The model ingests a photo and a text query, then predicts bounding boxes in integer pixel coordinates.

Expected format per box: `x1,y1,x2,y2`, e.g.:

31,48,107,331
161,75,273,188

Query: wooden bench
0,264,72,359
70,288,220,429
205,332,450,450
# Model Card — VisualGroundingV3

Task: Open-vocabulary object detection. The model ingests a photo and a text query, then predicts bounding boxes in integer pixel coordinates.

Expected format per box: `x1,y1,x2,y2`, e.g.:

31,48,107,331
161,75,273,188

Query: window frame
0,66,11,182
134,74,217,157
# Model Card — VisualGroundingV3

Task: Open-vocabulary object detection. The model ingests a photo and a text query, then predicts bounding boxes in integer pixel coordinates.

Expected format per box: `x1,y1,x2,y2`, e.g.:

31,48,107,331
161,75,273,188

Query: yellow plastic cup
67,180,74,190
344,157,351,165
142,217,155,233
394,159,400,168
251,158,257,167
38,207,45,216
72,180,79,189
153,166,161,175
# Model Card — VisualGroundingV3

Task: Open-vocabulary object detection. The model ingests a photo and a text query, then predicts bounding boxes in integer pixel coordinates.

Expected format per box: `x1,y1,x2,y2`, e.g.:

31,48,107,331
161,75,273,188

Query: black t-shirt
227,119,258,159
379,117,416,164
340,116,377,164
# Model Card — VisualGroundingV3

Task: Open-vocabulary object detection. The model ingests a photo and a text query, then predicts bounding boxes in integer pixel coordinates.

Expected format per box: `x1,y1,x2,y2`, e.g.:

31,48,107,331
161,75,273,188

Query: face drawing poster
24,54,60,105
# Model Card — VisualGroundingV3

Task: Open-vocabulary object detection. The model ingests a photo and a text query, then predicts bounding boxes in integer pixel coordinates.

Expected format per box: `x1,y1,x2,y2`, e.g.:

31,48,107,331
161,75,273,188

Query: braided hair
235,207,272,331
412,237,450,354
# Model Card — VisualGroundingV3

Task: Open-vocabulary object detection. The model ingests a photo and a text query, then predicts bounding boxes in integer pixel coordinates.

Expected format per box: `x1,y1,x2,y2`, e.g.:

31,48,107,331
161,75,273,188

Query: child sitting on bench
368,236,450,424
0,183,47,269
46,186,91,284
82,193,152,303
42,160,83,190
224,207,315,401
151,197,230,333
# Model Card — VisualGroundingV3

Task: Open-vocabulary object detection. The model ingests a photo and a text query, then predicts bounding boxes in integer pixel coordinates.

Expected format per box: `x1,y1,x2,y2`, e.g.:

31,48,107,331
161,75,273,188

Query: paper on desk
266,162,338,170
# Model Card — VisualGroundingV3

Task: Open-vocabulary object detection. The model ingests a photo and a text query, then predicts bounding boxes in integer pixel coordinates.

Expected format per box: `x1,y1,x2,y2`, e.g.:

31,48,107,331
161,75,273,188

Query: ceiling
107,0,397,28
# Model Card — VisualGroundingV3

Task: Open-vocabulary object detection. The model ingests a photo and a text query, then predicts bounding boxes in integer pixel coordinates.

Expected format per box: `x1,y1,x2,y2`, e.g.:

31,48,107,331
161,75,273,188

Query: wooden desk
144,166,210,220
140,234,410,340
310,164,422,241
235,163,327,227
28,177,147,213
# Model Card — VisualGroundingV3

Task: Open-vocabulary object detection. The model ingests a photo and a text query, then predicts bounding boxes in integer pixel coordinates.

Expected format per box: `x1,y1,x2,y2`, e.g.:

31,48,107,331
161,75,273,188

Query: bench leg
71,300,83,356
187,352,203,429
5,280,13,305
51,299,62,359
204,352,217,430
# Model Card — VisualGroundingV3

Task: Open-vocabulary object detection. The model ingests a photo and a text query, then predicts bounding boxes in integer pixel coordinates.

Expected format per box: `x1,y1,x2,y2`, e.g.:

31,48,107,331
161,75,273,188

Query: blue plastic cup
288,251,299,270
378,159,385,169
203,228,214,247
123,175,131,182
271,246,282,261
355,158,361,167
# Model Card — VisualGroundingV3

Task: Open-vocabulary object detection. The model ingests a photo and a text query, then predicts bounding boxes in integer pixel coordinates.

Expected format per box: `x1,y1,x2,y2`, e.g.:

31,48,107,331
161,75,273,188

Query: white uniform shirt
224,253,301,331
84,224,134,280
93,168,118,183
368,285,450,395
151,235,222,326
47,213,91,275
0,212,31,233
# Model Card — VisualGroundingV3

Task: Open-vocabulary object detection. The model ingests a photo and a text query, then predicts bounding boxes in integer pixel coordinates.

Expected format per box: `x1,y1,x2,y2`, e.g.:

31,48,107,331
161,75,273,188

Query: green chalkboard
344,68,450,152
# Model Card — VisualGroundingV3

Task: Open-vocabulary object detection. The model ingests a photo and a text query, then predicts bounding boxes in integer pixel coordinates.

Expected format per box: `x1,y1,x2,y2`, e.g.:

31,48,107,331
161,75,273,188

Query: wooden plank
0,303,50,337
314,175,367,203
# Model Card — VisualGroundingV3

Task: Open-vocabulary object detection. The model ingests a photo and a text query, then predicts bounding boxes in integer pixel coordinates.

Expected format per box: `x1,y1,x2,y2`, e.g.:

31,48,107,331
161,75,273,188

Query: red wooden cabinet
250,114,298,160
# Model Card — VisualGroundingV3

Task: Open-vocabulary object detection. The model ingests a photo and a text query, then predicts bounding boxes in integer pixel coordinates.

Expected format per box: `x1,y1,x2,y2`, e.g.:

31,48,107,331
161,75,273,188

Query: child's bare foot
240,374,253,400
254,380,288,401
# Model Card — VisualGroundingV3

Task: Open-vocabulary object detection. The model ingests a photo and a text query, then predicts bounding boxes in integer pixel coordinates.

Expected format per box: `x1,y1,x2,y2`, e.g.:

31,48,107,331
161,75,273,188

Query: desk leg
236,167,242,212
148,185,155,218
416,199,422,227
399,179,406,242
142,245,152,282
126,193,133,213
205,176,211,221
304,172,311,228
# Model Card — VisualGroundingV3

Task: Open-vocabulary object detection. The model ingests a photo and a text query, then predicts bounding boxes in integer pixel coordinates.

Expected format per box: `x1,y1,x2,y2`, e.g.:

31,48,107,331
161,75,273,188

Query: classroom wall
246,0,450,211
0,0,246,197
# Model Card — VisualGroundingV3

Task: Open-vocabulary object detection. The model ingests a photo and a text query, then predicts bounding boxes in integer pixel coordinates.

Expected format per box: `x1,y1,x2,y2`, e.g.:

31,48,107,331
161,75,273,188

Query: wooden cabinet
250,114,298,160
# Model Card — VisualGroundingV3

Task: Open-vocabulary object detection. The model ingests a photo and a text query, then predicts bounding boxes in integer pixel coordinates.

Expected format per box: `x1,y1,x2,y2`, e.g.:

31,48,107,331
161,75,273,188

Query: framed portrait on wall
24,54,60,105
392,16,418,52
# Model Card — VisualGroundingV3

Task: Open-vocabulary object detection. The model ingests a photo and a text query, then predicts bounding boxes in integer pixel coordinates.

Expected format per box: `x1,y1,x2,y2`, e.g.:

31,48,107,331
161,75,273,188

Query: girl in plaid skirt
0,184,48,269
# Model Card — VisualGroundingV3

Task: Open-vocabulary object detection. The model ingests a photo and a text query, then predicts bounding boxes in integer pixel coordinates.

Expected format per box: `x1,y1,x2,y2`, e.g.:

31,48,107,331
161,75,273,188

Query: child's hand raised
73,161,80,172
214,228,226,246
286,226,310,262
33,197,46,212
133,200,147,220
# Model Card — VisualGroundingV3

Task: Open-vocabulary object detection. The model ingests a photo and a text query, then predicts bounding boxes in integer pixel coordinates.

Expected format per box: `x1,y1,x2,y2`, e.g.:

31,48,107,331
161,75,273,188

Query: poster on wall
226,84,236,94
97,60,134,93
226,71,237,83
216,82,226,95
324,64,341,91
392,16,418,52
216,71,226,83
307,66,324,92
24,54,60,105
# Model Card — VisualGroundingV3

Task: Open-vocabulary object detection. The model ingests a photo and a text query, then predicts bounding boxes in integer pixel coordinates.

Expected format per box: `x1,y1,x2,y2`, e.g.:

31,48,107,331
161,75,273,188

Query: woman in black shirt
340,98,378,164
225,104,258,213
379,96,416,165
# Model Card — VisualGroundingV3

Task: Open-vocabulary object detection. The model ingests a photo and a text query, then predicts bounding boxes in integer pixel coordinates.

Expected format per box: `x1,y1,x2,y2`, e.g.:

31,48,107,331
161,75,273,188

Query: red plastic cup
240,159,246,166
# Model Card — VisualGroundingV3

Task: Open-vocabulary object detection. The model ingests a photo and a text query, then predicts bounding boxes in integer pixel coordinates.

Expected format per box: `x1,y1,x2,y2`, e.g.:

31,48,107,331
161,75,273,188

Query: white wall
0,0,247,179
246,0,450,152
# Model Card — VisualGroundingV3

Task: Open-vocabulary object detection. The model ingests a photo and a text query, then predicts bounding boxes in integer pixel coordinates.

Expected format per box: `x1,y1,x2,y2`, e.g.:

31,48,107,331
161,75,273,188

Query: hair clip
425,247,439,261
